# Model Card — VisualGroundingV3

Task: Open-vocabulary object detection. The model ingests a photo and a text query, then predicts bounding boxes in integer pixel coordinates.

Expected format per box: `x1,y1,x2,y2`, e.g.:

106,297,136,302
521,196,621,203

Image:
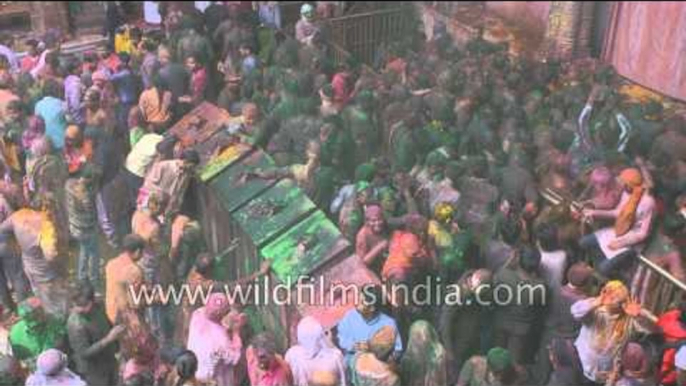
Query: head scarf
301,3,314,17
91,71,108,83
615,168,644,237
368,326,396,360
296,316,326,359
354,163,376,183
487,347,513,373
595,281,632,351
288,316,343,386
400,321,448,386
36,349,67,376
434,202,455,224
65,125,80,140
205,293,229,322
355,181,371,194
27,349,86,386
425,151,448,168
364,204,383,221
602,280,630,303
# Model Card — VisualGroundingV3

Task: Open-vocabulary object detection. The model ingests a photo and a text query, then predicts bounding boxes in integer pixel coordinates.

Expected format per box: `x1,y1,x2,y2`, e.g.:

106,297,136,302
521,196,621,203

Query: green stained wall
198,143,350,348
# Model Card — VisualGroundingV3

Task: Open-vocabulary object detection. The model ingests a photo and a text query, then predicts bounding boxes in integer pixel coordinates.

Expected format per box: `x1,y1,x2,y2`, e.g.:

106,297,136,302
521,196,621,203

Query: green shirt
10,317,66,365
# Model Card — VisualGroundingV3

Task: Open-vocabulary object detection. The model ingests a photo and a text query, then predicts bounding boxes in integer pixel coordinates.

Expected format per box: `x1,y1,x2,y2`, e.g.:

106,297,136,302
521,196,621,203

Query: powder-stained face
5,106,20,122
158,48,171,66
185,56,198,72
365,210,384,234
255,347,274,370
600,282,629,313
357,300,377,321
243,108,259,127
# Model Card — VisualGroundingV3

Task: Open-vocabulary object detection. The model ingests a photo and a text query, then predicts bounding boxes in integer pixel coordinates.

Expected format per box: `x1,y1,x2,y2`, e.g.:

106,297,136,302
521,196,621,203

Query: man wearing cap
296,4,320,45
457,347,528,386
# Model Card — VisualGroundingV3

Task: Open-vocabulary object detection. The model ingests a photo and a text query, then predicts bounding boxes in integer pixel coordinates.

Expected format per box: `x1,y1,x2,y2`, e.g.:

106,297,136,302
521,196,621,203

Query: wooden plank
260,211,350,286
168,102,235,148
298,254,381,330
207,150,278,213
234,179,317,248
199,141,253,182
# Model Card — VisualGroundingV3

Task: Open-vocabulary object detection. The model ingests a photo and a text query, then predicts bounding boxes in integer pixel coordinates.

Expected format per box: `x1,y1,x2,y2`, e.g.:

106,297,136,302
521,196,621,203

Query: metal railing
324,5,414,66
633,254,686,315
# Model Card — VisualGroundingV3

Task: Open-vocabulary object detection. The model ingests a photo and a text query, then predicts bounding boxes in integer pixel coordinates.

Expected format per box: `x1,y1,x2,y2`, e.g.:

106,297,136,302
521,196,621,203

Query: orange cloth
64,140,94,174
138,88,171,126
382,231,428,280
615,168,644,237
0,139,21,174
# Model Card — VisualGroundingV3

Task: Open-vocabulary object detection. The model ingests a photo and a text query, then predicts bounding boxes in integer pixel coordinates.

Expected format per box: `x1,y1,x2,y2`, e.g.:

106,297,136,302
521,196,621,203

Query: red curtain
602,2,686,101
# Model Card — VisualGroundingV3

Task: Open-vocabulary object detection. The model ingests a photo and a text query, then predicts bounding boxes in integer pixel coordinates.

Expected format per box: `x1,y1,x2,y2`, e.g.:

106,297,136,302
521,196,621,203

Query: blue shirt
241,55,260,76
336,309,402,362
34,96,67,150
111,69,139,105
259,4,282,30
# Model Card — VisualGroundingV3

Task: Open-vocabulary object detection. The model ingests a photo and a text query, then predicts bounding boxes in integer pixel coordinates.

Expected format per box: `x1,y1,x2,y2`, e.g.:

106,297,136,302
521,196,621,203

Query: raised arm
571,297,600,324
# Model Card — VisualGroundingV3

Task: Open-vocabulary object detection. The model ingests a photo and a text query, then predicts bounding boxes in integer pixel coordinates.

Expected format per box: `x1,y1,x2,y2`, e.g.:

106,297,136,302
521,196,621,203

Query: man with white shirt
536,223,567,292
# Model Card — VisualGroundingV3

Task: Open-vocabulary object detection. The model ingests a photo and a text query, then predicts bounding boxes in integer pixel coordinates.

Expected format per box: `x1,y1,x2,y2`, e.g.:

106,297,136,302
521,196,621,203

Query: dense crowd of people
0,1,684,385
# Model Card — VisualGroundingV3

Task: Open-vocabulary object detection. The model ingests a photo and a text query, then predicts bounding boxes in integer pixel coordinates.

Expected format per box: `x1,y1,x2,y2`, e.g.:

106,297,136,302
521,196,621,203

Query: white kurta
594,192,655,259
